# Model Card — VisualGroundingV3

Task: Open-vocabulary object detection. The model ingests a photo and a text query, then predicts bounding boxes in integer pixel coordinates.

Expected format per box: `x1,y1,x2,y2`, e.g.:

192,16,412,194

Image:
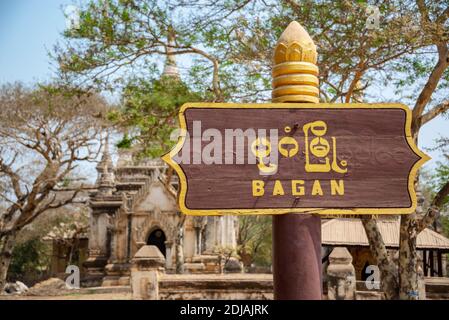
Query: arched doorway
147,228,166,257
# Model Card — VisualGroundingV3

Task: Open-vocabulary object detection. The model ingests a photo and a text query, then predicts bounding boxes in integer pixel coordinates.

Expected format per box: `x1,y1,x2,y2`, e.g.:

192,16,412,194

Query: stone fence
159,274,273,300
131,245,272,300
131,245,447,300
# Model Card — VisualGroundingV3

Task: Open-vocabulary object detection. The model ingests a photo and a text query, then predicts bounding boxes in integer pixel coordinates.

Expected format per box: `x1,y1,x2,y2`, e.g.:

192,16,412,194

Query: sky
0,1,67,84
0,0,448,172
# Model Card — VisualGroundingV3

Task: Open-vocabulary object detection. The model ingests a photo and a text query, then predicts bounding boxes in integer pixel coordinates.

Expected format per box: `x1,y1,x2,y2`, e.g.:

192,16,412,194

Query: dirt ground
0,292,131,300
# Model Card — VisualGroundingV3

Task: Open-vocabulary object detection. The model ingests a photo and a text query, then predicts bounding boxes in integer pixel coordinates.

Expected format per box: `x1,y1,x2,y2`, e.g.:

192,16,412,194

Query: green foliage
55,0,449,151
421,161,449,237
6,205,88,285
115,133,133,149
52,2,448,204
442,215,449,238
238,216,272,267
430,162,449,209
57,0,449,100
110,76,202,157
8,238,52,283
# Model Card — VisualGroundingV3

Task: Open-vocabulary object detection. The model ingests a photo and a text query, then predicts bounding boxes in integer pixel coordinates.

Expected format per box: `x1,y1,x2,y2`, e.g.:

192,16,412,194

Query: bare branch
418,180,449,232
0,83,105,240
420,100,449,125
0,155,23,199
411,45,449,133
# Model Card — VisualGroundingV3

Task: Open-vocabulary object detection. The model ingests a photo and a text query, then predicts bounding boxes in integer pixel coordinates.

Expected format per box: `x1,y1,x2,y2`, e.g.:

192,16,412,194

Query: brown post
423,250,427,276
437,251,443,277
430,250,434,276
271,21,322,300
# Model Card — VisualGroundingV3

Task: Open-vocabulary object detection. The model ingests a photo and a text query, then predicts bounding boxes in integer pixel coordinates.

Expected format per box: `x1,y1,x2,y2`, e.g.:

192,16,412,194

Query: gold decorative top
272,21,319,103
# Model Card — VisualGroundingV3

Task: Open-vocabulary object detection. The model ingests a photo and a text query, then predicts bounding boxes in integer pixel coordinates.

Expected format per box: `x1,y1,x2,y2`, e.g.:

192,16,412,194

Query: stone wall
159,274,273,300
425,277,449,300
131,245,272,300
131,245,449,300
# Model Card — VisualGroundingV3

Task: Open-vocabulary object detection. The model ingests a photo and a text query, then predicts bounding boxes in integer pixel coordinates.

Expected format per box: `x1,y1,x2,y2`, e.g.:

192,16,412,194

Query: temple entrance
147,228,166,257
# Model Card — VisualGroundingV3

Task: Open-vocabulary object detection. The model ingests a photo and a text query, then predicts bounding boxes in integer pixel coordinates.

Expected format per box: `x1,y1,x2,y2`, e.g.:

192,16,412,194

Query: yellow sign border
162,103,430,216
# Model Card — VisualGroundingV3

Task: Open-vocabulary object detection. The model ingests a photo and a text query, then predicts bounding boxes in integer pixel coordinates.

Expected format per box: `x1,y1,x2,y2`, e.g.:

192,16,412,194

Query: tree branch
411,44,449,134
0,155,23,199
420,100,449,125
418,180,449,233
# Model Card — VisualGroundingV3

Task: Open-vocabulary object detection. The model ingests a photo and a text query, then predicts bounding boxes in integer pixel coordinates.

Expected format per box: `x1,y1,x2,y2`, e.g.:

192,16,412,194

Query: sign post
271,21,323,300
162,22,429,300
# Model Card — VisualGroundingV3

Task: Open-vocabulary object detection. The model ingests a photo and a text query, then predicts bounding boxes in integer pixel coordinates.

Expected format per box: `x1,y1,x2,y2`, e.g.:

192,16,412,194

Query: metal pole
271,21,322,300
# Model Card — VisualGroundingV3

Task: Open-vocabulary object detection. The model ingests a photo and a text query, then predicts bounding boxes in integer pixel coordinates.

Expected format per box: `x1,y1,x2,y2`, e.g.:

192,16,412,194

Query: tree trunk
0,233,16,291
398,214,420,299
361,217,399,299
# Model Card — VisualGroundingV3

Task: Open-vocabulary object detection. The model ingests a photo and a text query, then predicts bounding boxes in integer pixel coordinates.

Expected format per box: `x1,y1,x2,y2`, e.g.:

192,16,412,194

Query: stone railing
130,245,273,300
131,245,448,300
158,274,273,300
118,158,166,168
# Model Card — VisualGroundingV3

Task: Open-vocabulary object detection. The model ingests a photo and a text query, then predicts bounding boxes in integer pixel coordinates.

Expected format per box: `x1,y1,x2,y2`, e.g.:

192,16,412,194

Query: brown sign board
162,103,430,216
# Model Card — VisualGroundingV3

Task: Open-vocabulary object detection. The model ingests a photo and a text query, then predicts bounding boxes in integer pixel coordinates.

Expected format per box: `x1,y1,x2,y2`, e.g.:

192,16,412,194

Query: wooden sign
162,103,430,215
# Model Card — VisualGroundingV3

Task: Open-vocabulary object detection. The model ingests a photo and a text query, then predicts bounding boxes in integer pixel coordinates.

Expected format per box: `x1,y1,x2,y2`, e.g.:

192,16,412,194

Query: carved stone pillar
194,228,201,255
327,247,356,300
223,215,237,247
176,225,185,273
102,215,132,286
193,216,207,255
108,228,117,262
84,211,110,285
204,216,217,254
131,245,165,300
165,241,173,270
219,216,225,246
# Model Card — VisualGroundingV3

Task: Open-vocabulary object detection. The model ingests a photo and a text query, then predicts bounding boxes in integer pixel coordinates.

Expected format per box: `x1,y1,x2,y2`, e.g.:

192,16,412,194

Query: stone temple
83,52,238,286
84,142,238,286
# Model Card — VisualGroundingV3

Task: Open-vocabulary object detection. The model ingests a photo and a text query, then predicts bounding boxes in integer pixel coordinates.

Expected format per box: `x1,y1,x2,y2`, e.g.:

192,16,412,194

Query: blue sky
0,0,447,170
0,1,68,84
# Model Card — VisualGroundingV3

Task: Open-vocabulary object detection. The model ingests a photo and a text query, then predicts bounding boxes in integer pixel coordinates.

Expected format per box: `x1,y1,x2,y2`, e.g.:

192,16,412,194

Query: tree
421,152,449,236
45,206,89,267
8,204,88,285
432,160,449,238
108,76,203,157
0,83,108,290
237,216,272,267
358,1,449,299
56,0,449,298
54,0,225,99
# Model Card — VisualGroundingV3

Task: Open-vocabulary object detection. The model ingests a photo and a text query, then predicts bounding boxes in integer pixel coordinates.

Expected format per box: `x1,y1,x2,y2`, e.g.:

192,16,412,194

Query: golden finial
272,21,319,103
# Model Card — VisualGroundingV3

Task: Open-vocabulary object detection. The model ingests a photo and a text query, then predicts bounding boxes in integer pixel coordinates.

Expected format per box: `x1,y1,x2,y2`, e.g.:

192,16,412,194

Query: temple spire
161,27,180,79
96,134,115,195
103,134,113,168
